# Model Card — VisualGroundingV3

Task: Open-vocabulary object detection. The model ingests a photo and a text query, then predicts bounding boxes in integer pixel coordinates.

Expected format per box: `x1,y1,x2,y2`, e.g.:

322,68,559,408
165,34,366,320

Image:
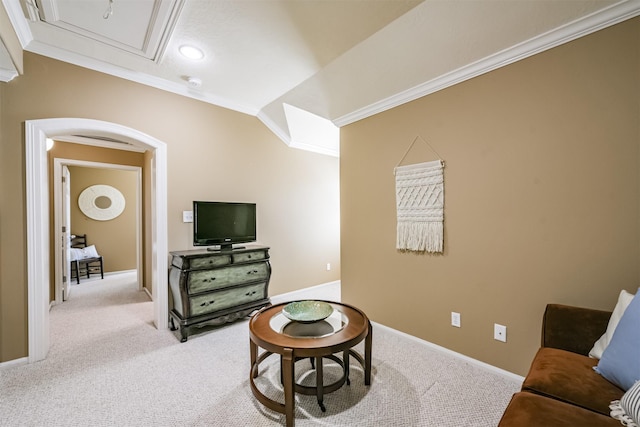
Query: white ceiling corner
2,0,639,155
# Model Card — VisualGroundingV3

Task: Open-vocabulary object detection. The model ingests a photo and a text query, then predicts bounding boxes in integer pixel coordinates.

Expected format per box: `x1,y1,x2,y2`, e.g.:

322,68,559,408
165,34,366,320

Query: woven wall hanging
394,136,444,253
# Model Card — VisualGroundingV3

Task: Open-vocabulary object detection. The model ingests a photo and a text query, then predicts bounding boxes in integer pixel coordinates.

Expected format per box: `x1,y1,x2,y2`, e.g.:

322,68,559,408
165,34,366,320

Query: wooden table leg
343,350,351,385
250,339,258,378
315,356,326,412
283,348,295,427
365,321,372,385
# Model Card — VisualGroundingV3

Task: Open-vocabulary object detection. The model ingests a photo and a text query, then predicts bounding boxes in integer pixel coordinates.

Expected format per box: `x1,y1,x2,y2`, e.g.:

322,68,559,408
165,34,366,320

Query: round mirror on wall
78,184,126,221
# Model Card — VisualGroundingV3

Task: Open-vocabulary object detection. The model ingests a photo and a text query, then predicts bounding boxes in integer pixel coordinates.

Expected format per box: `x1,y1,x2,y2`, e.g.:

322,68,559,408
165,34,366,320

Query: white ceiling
2,0,639,156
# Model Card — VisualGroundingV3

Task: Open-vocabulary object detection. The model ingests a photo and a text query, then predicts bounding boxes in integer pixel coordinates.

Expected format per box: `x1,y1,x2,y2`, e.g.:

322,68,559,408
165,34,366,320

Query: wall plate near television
193,201,257,251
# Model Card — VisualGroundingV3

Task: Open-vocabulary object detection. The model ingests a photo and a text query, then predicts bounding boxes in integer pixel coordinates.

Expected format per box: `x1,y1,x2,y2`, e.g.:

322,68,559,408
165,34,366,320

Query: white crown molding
257,110,292,146
0,67,18,81
334,0,640,127
23,39,259,116
2,0,34,47
7,0,637,157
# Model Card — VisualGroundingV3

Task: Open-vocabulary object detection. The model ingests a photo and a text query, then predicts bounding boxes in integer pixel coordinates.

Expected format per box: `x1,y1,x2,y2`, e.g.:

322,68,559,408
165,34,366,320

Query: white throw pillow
80,245,100,259
590,289,635,359
69,248,83,261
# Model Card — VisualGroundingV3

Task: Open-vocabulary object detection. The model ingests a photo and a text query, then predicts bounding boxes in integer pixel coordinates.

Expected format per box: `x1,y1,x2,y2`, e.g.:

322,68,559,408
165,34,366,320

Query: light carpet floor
0,273,520,426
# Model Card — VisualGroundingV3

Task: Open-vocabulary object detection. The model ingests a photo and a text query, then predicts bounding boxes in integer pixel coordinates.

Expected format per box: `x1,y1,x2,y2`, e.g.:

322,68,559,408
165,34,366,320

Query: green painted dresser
168,245,271,341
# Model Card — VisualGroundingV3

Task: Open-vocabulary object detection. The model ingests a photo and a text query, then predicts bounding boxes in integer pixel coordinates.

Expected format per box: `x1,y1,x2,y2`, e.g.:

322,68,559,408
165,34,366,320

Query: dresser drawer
187,262,269,294
232,249,268,264
189,282,266,316
189,254,232,270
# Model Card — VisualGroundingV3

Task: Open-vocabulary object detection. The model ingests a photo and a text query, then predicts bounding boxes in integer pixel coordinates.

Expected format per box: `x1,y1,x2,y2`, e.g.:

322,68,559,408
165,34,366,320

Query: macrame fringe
610,400,638,427
397,221,443,253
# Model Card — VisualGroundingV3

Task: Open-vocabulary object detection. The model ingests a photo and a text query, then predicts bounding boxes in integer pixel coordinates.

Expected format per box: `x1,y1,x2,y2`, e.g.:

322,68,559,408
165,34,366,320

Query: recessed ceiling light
179,45,204,60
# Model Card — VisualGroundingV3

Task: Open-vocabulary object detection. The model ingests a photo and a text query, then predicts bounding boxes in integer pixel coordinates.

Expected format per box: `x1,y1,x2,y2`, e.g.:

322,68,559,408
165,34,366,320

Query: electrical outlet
326,263,331,271
451,312,461,328
183,210,193,223
494,324,507,342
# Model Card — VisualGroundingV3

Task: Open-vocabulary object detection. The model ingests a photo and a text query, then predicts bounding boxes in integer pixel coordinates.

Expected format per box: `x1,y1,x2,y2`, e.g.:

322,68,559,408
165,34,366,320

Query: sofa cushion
542,304,612,356
522,347,624,415
498,392,622,427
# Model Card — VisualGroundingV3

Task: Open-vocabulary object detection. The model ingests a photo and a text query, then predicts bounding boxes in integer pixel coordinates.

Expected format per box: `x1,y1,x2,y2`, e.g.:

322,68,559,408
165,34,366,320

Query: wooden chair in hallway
69,234,104,284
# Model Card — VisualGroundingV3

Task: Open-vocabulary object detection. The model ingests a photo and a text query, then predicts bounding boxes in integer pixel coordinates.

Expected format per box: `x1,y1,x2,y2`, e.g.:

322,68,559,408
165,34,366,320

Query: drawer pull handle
200,300,215,307
204,277,217,282
247,255,252,259
245,291,257,296
247,270,259,275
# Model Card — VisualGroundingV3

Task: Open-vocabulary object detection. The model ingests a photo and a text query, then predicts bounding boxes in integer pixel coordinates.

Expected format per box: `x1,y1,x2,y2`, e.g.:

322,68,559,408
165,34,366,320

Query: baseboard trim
3,278,523,381
0,356,28,370
270,280,341,305
104,269,136,276
372,322,525,384
271,282,522,382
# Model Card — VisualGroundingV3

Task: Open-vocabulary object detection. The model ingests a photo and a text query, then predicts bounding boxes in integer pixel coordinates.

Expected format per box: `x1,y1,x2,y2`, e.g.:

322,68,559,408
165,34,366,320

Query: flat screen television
193,201,256,251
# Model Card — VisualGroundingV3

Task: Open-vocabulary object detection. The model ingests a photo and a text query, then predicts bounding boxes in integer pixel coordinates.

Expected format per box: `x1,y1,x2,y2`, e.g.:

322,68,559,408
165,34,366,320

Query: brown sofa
498,304,625,426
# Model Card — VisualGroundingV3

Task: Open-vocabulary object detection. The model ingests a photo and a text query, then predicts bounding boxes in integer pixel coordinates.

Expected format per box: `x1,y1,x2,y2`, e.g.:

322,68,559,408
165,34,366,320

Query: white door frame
60,165,71,301
26,118,168,363
53,159,144,303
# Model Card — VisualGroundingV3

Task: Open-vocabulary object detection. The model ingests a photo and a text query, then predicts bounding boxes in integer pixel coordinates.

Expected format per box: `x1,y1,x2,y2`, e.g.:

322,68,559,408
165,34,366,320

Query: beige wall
68,166,138,273
341,17,640,375
0,53,340,362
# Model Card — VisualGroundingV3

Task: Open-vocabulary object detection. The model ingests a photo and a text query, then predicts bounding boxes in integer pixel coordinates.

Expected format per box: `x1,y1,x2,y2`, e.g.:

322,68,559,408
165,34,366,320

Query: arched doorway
25,118,168,363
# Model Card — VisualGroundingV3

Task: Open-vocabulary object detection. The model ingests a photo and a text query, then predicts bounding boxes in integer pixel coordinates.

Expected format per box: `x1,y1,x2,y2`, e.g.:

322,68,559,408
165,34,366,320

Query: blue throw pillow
596,291,640,391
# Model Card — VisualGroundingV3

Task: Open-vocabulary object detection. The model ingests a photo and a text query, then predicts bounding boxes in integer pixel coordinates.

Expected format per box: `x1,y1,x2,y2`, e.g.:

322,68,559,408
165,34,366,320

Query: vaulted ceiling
2,0,639,156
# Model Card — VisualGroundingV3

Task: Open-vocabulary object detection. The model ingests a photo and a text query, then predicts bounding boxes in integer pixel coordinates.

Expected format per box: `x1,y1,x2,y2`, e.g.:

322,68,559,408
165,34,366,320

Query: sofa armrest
542,304,611,356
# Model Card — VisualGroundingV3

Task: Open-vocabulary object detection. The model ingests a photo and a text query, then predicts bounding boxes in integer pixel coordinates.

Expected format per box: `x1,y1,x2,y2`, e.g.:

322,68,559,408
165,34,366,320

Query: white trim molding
25,122,51,363
52,159,144,304
0,68,18,82
334,0,640,127
0,356,28,370
25,118,168,363
373,322,525,384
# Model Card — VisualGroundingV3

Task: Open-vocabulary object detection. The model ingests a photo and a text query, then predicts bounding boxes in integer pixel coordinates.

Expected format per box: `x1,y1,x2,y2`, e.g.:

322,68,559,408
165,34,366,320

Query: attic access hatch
26,0,184,61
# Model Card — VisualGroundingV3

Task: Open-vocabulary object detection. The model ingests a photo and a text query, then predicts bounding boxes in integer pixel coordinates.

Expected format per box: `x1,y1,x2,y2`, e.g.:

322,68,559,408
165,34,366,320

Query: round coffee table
249,301,372,427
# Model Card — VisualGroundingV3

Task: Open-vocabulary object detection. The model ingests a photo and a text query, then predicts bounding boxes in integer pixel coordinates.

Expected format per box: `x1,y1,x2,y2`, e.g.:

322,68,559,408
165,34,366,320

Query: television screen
193,201,256,250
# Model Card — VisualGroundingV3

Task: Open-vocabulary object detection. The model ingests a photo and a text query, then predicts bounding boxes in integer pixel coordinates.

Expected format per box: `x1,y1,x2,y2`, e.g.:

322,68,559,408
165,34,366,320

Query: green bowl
282,300,334,323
